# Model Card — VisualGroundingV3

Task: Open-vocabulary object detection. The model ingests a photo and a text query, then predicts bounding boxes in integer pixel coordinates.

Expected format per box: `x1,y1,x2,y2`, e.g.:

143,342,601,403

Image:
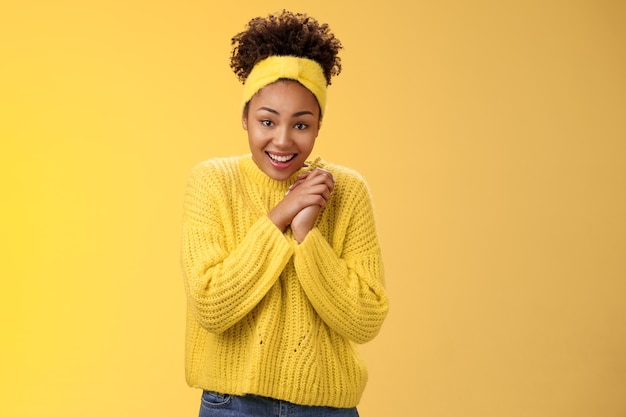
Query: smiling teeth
268,153,295,162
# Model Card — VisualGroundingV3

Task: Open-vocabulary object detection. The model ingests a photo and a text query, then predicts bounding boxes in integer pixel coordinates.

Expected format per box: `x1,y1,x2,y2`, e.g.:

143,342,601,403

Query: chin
268,169,296,181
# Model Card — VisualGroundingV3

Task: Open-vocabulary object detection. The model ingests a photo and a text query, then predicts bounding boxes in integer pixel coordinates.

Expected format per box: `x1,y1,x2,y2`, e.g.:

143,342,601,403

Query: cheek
299,135,317,153
247,129,267,150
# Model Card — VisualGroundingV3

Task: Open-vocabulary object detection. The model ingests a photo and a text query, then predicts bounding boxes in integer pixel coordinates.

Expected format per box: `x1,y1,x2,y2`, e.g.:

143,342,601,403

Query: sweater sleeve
293,175,389,344
181,163,294,334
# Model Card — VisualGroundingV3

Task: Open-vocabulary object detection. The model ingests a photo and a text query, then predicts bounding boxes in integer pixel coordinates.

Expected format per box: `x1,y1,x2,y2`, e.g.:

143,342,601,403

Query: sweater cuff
293,227,345,291
254,215,295,259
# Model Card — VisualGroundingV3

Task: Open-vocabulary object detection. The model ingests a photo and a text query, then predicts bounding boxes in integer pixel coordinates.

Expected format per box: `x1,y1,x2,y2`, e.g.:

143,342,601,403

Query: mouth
266,152,297,165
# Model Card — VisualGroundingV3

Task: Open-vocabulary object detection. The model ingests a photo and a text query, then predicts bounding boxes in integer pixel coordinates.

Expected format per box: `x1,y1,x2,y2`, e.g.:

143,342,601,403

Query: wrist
267,210,289,232
268,203,298,233
292,227,309,244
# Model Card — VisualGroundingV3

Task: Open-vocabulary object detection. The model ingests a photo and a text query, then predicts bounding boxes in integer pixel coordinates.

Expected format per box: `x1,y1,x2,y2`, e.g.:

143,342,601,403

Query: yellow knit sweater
181,155,389,408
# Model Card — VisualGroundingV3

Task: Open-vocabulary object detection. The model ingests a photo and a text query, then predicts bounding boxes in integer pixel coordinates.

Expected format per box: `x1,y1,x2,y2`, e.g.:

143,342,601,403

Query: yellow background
1,1,625,416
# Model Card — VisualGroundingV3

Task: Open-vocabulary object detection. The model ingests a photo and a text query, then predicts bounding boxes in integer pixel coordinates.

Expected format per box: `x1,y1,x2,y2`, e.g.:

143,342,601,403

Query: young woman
181,10,389,416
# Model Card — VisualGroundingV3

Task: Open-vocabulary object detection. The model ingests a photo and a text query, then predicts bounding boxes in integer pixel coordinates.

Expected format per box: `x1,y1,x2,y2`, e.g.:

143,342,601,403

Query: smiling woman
180,9,389,417
3,1,626,417
243,80,320,182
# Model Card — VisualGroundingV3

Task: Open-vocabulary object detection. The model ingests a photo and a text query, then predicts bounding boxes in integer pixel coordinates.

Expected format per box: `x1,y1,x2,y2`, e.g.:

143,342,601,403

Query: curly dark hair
230,10,343,86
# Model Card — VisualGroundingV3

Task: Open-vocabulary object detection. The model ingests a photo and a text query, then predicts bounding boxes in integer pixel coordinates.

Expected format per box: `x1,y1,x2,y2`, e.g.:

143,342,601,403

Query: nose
272,126,292,149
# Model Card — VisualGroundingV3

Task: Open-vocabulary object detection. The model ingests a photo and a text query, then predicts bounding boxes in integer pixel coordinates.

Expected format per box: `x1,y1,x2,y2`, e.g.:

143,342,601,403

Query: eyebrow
256,106,315,117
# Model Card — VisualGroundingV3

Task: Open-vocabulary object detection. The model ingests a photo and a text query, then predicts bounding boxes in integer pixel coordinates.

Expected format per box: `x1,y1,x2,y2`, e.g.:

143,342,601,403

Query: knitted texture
181,155,389,408
241,56,328,116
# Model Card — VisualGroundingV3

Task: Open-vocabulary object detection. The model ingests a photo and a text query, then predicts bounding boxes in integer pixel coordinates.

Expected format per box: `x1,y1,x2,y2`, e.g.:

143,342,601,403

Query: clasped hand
268,168,335,243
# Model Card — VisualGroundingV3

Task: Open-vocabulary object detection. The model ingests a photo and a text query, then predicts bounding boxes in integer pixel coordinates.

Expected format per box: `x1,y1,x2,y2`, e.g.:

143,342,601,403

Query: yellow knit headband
242,56,327,116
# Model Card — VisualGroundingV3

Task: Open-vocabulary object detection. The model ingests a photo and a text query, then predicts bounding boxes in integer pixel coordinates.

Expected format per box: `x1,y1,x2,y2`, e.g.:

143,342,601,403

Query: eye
261,119,273,127
294,122,308,130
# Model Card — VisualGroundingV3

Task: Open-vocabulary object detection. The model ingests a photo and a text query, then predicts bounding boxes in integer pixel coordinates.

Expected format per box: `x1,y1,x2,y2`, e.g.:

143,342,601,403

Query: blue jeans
198,391,360,417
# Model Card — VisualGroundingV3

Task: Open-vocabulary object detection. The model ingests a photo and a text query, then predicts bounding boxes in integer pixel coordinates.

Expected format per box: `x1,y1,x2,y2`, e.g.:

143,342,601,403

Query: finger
305,170,335,189
309,184,333,204
286,176,310,195
297,172,311,180
289,179,306,190
318,170,336,188
311,168,334,181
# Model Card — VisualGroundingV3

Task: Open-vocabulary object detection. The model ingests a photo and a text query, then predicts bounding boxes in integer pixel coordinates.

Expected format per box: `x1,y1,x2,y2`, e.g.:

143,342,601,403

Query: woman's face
242,80,321,181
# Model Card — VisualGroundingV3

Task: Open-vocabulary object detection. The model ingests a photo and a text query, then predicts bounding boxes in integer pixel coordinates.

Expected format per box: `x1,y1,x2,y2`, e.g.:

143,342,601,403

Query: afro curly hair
230,10,343,86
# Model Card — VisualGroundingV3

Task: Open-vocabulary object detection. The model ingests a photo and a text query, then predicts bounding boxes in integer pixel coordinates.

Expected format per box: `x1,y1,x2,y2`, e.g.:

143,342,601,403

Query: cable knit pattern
181,154,389,408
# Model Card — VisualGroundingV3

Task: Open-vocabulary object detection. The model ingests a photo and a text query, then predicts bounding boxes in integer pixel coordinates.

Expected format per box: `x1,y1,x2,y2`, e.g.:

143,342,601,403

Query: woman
182,10,389,416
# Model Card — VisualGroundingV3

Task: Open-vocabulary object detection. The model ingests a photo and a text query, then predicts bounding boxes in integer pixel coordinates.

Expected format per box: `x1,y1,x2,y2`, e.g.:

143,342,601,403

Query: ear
241,113,248,130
